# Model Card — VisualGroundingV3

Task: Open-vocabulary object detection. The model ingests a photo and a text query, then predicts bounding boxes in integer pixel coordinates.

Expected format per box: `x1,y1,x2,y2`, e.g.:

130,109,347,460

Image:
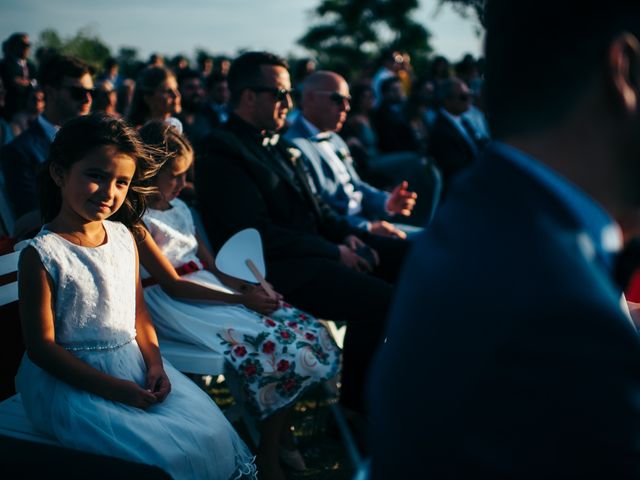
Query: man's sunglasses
315,91,351,106
62,85,95,101
248,86,294,102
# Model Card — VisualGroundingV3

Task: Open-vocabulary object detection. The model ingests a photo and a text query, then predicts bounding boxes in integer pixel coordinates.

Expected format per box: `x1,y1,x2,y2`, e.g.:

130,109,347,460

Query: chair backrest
0,250,20,307
0,249,23,400
0,173,16,237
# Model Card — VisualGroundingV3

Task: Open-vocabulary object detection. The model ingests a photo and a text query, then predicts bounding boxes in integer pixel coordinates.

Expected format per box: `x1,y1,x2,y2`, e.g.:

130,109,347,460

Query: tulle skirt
15,340,256,480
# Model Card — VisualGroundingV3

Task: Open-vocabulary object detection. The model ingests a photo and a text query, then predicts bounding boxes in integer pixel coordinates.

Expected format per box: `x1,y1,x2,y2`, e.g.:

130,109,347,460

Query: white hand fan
215,228,277,299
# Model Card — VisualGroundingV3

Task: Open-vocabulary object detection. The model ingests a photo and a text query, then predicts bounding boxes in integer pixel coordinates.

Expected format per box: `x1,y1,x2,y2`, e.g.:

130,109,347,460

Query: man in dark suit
429,77,485,191
0,54,93,221
196,52,402,420
0,33,36,119
369,1,640,478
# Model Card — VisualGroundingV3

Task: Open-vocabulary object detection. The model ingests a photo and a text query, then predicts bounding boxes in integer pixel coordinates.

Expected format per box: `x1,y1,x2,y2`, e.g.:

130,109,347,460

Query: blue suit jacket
368,144,640,478
0,121,51,218
284,116,389,230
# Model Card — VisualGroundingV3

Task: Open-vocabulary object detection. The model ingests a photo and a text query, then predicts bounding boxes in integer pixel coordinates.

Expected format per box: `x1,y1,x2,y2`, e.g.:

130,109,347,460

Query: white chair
0,248,57,444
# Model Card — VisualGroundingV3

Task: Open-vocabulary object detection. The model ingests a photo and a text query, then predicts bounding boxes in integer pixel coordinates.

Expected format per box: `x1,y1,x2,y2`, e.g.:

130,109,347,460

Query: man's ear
609,32,640,114
240,88,256,108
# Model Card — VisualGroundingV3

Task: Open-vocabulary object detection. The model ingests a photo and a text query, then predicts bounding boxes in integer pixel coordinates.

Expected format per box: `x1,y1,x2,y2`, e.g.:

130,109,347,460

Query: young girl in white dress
15,113,256,480
136,122,340,480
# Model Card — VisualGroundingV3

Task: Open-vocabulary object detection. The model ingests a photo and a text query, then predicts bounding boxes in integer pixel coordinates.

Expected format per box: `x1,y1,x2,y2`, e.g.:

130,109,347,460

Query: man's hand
370,220,407,239
386,181,417,216
338,245,373,273
339,235,380,272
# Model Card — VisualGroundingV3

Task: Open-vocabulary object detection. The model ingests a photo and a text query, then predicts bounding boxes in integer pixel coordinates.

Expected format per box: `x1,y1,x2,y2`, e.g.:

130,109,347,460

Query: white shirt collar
301,115,322,137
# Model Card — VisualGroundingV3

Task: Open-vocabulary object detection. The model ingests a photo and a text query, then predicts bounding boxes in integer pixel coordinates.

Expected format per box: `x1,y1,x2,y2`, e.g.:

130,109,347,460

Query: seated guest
341,83,439,206
91,80,119,117
0,77,13,147
371,76,421,154
97,57,122,90
203,72,230,126
0,53,92,220
0,33,36,120
371,49,405,106
369,1,640,478
10,85,45,137
138,121,340,478
285,71,419,239
128,66,182,131
176,68,211,143
429,77,486,191
197,51,405,420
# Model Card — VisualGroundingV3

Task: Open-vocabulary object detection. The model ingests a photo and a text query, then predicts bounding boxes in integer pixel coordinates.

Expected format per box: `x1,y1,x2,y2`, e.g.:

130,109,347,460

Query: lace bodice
27,221,137,351
142,199,202,272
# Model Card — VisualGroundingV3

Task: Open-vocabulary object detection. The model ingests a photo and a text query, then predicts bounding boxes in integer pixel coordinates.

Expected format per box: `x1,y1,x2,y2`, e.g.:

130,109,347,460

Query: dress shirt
37,114,60,142
302,116,364,216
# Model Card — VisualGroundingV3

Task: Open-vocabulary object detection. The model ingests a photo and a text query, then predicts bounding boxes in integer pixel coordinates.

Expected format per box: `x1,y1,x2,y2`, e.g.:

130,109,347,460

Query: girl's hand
115,379,159,409
240,286,280,315
146,364,171,402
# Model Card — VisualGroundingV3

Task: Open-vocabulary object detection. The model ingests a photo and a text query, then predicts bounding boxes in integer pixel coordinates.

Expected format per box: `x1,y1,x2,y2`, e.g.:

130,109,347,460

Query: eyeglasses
315,91,351,106
62,85,95,101
248,86,294,102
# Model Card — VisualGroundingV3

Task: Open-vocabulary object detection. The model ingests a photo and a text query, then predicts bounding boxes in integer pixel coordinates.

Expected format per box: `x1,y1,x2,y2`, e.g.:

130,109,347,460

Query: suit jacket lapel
442,114,477,156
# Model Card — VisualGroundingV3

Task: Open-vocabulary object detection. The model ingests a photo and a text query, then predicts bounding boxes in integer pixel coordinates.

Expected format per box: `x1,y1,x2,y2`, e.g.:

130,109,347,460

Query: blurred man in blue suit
369,1,640,478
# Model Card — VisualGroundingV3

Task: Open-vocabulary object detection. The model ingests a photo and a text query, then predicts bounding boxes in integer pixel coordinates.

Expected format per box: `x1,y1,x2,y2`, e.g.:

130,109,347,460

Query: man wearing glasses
1,54,93,224
429,77,487,192
197,51,399,419
285,70,428,239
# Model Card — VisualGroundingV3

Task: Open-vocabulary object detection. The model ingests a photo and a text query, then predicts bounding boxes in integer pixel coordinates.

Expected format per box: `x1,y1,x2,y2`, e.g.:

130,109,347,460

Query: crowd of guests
4,0,640,478
0,37,491,236
0,29,495,479
11,4,640,476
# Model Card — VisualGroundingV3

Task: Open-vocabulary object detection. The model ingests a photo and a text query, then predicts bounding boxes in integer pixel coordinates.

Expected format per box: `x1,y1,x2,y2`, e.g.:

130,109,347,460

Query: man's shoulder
282,116,311,141
2,122,47,158
200,126,246,155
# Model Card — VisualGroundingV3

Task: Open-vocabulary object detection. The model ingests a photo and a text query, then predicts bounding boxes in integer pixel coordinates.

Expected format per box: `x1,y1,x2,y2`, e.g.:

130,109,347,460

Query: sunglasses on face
248,86,294,102
316,91,351,106
62,85,95,101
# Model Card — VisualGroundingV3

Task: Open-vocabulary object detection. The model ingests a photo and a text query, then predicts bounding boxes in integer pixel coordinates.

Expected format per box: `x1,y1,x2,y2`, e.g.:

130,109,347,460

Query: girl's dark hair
127,66,175,127
137,121,194,178
39,113,160,230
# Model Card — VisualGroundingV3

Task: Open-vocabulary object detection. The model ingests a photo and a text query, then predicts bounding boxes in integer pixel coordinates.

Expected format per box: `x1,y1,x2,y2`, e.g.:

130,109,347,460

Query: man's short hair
205,72,227,91
380,76,401,96
435,78,464,105
485,0,640,139
227,51,288,107
177,68,201,87
38,54,92,88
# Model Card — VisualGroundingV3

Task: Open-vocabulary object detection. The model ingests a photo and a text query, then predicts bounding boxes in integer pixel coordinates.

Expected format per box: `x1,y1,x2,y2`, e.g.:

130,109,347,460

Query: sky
0,0,484,63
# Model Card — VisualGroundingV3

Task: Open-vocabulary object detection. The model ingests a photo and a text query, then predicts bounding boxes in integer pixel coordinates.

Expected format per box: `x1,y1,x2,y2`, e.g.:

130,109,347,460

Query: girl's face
54,145,136,224
155,153,192,204
145,76,181,119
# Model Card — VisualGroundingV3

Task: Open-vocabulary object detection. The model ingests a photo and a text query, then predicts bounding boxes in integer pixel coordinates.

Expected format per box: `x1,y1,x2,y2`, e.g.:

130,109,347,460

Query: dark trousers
275,257,394,413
